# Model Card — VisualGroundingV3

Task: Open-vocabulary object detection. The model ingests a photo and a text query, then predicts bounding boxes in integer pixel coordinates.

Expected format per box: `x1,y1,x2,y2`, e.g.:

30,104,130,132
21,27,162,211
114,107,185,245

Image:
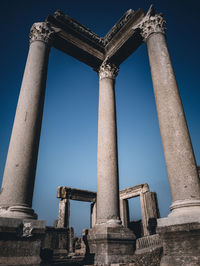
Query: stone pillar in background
0,22,54,219
145,192,160,219
140,192,149,236
139,6,200,265
140,6,200,223
57,199,70,228
96,61,121,225
120,199,129,227
90,202,97,228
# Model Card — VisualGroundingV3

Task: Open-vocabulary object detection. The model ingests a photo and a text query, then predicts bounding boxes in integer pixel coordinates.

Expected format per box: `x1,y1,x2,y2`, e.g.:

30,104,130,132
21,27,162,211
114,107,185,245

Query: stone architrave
0,22,54,219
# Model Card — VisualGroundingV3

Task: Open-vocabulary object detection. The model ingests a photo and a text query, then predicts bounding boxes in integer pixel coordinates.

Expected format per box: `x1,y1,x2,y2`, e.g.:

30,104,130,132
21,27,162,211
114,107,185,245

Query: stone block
87,224,136,265
0,217,45,266
157,222,200,265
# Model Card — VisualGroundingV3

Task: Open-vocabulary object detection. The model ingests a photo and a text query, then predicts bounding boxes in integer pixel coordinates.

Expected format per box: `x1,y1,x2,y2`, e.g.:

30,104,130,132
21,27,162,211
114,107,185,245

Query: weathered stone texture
1,4,200,266
157,223,200,266
0,25,51,219
0,217,45,266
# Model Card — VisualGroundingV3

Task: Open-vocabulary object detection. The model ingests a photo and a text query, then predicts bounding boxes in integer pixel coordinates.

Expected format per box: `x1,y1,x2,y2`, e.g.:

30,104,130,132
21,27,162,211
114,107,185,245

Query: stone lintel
57,186,96,202
103,9,136,45
45,8,146,69
120,183,150,200
104,8,145,65
46,14,104,69
57,184,151,202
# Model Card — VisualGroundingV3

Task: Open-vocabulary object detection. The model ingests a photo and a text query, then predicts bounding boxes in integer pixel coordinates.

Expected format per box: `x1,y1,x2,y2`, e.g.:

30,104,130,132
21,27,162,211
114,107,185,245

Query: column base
158,199,200,227
0,205,38,220
86,221,136,265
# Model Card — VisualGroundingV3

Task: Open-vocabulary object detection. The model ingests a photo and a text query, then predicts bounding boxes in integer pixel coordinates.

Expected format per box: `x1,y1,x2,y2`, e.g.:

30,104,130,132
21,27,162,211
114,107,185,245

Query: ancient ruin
0,5,200,266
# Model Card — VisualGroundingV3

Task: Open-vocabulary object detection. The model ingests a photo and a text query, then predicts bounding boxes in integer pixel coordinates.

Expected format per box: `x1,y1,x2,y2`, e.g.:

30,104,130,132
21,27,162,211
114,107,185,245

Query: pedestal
0,217,46,266
157,221,200,266
87,224,136,265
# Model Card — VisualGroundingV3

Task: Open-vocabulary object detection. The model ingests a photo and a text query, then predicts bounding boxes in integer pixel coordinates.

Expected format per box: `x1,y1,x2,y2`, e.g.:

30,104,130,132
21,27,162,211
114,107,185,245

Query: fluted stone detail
98,61,119,80
30,22,55,44
139,6,166,41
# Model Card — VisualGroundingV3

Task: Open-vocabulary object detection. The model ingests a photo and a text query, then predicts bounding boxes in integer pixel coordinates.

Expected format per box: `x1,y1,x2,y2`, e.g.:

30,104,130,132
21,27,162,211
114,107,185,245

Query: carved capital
98,61,119,80
139,6,166,41
29,22,55,44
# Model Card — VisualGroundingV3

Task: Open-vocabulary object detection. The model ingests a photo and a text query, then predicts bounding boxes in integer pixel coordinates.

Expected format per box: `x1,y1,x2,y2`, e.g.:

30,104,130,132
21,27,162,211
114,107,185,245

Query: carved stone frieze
138,6,166,41
54,10,104,46
29,22,55,44
98,61,119,80
104,9,135,45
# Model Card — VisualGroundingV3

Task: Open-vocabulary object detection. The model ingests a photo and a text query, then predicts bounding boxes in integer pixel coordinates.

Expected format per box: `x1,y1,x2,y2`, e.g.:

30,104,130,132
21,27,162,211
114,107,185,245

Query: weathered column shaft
0,22,54,219
90,202,97,228
57,199,70,228
140,10,200,215
120,199,129,227
140,192,149,236
96,61,120,224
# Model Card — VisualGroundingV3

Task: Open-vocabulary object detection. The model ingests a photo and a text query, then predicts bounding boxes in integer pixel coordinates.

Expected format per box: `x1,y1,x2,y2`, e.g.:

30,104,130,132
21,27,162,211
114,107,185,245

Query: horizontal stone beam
104,8,145,65
45,8,145,69
120,183,150,199
46,13,104,69
57,186,96,202
57,183,150,202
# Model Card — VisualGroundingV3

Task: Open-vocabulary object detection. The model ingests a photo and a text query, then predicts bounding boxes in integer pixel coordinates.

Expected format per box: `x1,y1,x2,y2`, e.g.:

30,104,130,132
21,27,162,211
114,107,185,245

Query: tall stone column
87,61,135,265
96,61,121,225
0,22,54,219
139,6,200,265
139,7,200,223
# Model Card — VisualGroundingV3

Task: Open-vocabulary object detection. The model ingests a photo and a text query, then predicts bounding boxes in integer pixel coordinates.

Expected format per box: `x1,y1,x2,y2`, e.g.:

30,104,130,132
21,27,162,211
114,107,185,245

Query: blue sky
0,0,200,236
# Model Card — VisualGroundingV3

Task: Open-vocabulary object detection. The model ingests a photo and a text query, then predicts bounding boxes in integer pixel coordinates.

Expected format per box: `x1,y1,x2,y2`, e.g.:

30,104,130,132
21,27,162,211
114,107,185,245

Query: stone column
57,199,70,228
140,192,149,236
90,202,97,228
120,199,129,227
139,6,200,223
87,61,135,264
96,61,121,225
0,22,54,219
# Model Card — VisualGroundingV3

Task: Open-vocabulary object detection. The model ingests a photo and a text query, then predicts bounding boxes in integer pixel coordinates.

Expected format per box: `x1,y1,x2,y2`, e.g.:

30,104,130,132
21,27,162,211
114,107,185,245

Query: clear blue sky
0,0,200,236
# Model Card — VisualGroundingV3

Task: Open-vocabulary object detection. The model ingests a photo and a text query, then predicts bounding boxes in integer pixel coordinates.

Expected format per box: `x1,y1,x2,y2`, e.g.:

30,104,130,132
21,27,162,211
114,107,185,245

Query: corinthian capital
29,22,55,44
98,61,119,80
139,5,166,41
